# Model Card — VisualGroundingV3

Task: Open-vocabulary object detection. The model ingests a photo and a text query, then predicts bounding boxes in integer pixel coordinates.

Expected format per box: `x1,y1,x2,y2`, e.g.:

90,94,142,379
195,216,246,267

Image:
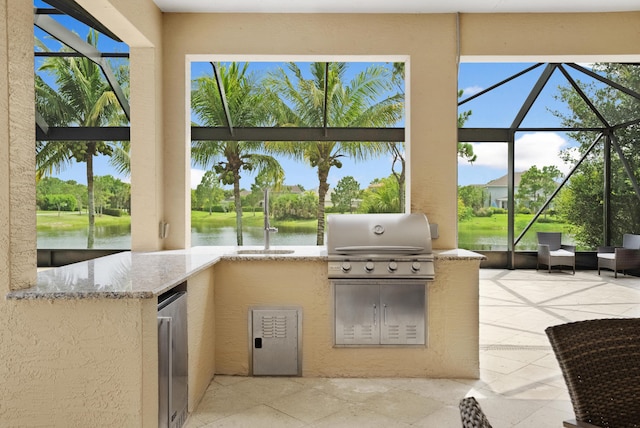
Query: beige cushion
550,249,574,257
597,253,616,260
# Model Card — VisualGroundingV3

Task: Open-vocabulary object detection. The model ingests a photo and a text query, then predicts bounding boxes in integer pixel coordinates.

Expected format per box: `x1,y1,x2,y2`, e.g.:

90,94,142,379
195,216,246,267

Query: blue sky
457,63,581,186
35,4,597,192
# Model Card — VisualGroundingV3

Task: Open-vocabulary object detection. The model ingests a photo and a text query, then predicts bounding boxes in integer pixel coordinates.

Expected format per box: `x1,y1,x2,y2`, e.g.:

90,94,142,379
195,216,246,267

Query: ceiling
151,0,640,14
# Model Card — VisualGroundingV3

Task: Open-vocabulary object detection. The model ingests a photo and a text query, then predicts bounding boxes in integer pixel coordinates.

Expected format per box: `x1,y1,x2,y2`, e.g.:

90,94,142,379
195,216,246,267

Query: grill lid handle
334,245,425,254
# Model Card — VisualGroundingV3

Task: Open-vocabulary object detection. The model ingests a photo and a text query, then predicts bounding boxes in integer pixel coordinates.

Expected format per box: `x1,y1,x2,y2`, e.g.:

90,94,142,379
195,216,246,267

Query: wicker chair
459,397,492,428
537,232,575,274
545,318,640,428
597,233,640,278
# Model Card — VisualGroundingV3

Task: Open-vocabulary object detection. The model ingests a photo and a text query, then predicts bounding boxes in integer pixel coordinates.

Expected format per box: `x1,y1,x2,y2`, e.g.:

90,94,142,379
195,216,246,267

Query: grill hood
326,213,432,256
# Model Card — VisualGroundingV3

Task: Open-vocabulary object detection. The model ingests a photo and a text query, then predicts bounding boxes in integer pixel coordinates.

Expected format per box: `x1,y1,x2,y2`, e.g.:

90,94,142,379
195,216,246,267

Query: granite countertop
7,246,483,300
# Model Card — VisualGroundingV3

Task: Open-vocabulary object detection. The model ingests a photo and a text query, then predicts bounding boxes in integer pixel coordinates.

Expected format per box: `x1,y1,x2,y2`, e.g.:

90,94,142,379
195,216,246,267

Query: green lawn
36,210,131,230
37,210,317,230
191,210,317,231
458,213,575,250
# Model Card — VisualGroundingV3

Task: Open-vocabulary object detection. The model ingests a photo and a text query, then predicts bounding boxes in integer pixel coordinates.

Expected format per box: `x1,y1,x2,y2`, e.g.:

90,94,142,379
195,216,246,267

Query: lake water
37,225,318,249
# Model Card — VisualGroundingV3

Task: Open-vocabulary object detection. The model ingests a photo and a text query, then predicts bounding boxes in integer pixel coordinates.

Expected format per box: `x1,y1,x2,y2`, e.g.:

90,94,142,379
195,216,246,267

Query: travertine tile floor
185,269,640,427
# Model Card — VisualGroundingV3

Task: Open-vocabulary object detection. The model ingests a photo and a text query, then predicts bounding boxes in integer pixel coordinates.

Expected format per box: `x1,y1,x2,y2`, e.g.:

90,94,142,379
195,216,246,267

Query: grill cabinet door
335,282,380,345
380,283,425,345
252,309,299,375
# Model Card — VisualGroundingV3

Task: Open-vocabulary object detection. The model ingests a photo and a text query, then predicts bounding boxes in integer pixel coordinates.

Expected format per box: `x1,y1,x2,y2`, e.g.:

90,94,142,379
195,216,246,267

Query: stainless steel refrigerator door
158,292,188,428
158,316,171,428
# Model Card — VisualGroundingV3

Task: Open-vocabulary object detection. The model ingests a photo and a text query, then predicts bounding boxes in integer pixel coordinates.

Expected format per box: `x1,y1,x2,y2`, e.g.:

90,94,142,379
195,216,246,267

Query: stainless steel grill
326,213,435,280
328,213,433,346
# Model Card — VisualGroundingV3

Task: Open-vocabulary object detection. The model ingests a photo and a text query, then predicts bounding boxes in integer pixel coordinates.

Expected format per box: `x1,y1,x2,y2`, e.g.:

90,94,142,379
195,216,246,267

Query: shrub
43,194,77,212
102,208,123,217
473,207,493,218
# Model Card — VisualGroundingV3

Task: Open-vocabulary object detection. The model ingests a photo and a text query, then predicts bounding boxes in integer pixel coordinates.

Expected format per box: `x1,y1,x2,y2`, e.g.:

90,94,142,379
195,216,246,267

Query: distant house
485,172,523,209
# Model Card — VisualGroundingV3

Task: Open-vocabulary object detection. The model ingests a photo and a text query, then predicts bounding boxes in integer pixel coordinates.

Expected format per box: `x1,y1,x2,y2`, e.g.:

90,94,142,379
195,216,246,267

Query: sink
235,249,295,255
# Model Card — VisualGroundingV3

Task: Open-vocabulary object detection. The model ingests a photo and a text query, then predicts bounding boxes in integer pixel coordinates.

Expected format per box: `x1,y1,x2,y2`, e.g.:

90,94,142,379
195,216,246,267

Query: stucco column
0,0,36,291
130,46,165,251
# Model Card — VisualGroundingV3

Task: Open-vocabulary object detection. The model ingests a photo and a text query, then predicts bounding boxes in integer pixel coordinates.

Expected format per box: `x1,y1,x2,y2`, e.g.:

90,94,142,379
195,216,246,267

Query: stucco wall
460,12,640,61
187,268,217,411
2,298,157,427
213,259,480,378
0,0,35,291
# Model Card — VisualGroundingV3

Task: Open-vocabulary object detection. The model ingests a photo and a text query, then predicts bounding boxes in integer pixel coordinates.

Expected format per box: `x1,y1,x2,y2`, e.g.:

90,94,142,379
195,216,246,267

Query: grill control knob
388,261,398,272
364,261,375,273
411,261,421,273
341,262,352,273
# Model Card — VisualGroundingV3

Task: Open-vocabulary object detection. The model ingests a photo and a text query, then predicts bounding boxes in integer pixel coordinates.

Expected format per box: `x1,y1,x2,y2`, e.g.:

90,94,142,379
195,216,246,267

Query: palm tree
264,62,404,245
191,63,284,245
35,30,129,248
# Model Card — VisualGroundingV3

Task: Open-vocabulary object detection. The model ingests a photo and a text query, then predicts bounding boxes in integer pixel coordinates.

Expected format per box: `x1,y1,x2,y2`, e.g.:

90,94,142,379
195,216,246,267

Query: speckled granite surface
7,246,482,300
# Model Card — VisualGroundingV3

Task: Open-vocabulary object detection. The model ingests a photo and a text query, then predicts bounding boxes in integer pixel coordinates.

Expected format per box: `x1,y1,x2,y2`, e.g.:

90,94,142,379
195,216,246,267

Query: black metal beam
210,62,234,136
36,126,130,141
557,65,610,128
567,63,640,102
34,14,130,121
458,128,510,142
35,51,129,58
459,63,543,106
323,62,329,136
604,135,612,245
35,126,404,142
610,132,640,203
191,127,404,142
507,130,515,269
40,0,123,43
510,63,557,129
36,111,49,136
34,8,64,15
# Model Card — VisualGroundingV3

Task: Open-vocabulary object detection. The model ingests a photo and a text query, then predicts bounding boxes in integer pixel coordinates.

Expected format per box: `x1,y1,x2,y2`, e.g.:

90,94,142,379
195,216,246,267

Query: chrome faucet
263,188,278,249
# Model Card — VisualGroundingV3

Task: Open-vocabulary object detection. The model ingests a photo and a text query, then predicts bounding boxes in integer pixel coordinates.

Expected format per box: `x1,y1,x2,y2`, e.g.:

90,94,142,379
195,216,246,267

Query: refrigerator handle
158,316,172,425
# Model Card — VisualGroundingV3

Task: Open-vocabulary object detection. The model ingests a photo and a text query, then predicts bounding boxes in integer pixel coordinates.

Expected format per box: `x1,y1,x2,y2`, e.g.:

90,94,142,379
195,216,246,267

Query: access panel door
251,308,300,376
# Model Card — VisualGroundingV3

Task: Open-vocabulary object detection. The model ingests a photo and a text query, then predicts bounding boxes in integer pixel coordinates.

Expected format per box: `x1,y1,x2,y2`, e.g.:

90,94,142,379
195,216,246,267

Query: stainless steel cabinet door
380,283,425,345
335,282,381,345
252,309,300,376
334,281,426,346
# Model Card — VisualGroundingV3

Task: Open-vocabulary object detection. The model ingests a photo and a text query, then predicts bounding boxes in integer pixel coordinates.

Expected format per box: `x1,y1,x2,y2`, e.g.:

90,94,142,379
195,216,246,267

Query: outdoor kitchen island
6,246,483,427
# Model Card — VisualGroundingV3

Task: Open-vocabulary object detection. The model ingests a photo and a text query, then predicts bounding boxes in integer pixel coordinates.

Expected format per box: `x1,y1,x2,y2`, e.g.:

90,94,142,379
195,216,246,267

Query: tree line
37,176,130,216
192,174,405,221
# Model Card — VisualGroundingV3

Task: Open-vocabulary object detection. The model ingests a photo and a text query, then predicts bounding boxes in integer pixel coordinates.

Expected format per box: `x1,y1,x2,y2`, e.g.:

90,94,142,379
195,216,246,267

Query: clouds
459,132,575,175
460,85,483,97
191,168,206,189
